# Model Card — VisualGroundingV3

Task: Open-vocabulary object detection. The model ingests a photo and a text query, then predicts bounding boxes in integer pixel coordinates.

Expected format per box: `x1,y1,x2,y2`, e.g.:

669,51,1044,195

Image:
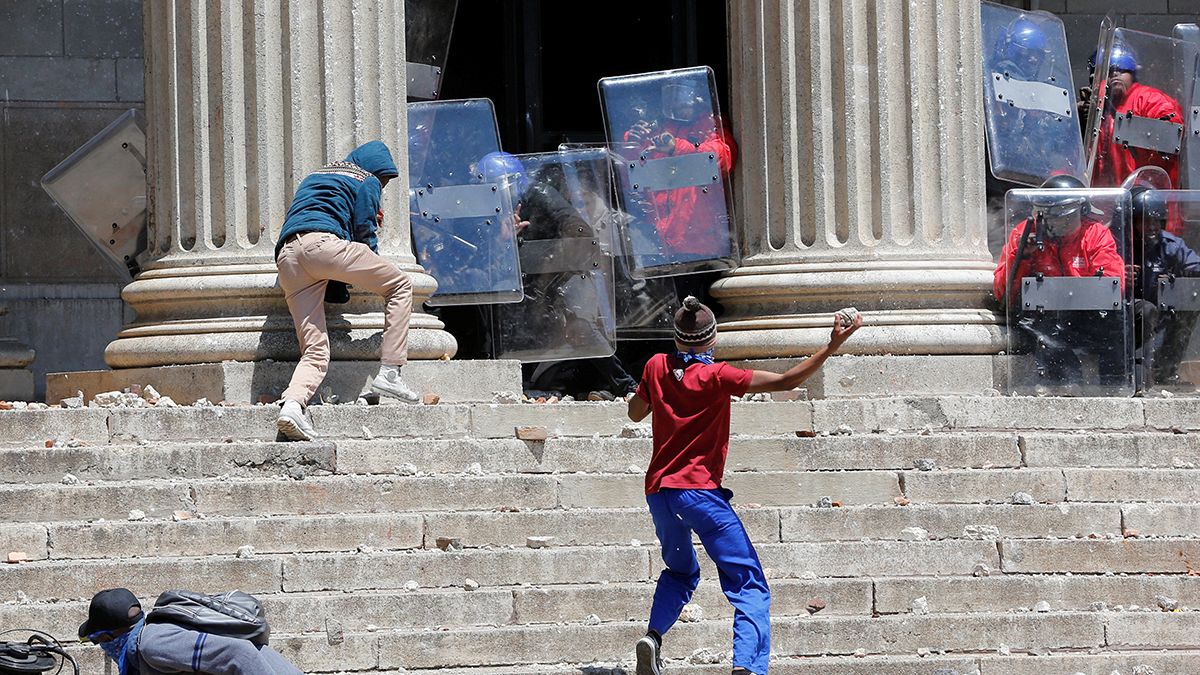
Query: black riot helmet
1131,186,1168,223
1130,186,1167,244
1031,174,1089,222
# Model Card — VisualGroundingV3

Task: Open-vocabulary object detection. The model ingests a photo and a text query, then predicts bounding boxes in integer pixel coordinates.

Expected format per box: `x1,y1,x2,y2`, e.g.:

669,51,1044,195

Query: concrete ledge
731,354,998,398
46,359,522,405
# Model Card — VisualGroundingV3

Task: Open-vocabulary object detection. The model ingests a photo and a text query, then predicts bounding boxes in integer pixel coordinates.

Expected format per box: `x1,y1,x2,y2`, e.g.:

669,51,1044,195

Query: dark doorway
439,0,730,153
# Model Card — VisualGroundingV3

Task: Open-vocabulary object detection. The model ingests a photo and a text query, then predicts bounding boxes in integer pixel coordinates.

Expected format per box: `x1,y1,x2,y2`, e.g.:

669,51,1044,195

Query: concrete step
0,577,872,640
335,432,1024,476
6,396,1200,447
362,651,1200,675
874,575,1200,614
999,539,1200,574
9,500,1140,563
0,474,561,522
6,431,1198,487
0,441,336,484
273,613,1124,670
1022,432,1200,468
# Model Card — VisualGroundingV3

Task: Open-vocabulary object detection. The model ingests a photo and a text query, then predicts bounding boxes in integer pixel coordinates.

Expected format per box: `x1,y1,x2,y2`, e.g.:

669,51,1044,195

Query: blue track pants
646,487,771,674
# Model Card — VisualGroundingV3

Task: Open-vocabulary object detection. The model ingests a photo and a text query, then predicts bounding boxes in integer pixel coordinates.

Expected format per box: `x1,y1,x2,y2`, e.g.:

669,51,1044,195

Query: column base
104,261,458,368
710,259,1007,360
47,359,521,406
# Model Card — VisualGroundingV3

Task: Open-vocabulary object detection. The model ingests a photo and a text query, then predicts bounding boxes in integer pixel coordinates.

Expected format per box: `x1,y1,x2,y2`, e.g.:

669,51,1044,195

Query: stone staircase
0,397,1198,674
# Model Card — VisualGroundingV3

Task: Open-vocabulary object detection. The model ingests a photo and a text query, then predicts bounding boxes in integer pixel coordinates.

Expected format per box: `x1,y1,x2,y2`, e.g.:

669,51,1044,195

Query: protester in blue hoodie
80,588,301,675
275,141,420,441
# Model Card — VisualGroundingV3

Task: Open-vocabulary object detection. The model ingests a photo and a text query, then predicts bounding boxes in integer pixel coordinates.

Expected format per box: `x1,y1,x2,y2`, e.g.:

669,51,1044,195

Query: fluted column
105,0,456,368
714,0,1003,358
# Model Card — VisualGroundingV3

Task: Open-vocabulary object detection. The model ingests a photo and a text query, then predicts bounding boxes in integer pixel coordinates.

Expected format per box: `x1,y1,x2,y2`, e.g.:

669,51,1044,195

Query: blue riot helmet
995,16,1049,79
1088,41,1138,78
477,151,529,194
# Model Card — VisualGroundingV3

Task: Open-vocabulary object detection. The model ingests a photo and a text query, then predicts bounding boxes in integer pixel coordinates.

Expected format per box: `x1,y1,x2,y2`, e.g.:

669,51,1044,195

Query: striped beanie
673,296,717,349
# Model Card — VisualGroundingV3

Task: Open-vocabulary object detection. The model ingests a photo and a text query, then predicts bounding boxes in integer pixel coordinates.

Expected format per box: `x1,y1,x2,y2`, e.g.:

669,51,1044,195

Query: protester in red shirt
627,296,861,675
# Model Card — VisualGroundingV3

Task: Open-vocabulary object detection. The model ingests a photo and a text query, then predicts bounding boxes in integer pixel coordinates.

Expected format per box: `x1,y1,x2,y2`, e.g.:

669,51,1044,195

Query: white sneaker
276,400,317,441
371,370,420,403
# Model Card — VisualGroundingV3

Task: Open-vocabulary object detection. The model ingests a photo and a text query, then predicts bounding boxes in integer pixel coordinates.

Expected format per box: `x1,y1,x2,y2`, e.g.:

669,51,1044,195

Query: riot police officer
1089,42,1185,190
1128,187,1200,386
994,175,1128,390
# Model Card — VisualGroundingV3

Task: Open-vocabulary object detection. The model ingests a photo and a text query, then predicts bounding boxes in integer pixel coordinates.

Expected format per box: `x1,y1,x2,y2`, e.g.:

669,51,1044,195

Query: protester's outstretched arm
627,393,651,422
745,314,862,393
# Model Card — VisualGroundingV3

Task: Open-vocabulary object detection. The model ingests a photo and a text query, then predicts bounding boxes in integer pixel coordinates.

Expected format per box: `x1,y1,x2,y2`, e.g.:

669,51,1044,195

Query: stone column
715,0,1003,362
104,0,456,368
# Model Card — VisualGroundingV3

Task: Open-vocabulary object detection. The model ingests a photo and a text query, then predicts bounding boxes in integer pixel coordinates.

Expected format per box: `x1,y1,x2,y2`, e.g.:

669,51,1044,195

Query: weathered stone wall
0,0,143,397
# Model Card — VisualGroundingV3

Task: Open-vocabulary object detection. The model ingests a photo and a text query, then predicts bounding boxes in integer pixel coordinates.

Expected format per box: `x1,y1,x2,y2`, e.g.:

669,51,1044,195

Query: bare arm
745,314,863,393
627,393,651,422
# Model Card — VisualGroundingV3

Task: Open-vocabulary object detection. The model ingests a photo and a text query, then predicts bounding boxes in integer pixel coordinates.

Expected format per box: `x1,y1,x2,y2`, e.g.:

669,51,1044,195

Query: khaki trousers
276,232,412,404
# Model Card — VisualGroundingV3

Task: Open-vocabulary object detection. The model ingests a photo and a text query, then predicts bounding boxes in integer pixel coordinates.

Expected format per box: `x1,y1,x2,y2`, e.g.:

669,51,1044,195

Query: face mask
99,618,144,675
675,348,714,365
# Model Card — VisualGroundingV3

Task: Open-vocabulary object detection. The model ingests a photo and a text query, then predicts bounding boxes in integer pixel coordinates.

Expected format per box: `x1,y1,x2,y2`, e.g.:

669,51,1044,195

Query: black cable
0,630,78,675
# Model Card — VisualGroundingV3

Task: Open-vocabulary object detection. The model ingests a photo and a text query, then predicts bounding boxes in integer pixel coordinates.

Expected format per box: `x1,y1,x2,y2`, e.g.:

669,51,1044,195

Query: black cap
79,588,142,640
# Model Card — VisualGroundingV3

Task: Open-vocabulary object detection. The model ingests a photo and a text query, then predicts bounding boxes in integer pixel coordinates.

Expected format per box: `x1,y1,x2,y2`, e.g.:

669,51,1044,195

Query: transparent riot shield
598,66,738,277
1121,166,1173,191
981,2,1086,186
1173,24,1200,190
1135,190,1200,393
407,99,524,306
405,0,457,100
556,142,682,339
40,109,147,282
1001,188,1133,395
1085,27,1200,192
489,148,617,362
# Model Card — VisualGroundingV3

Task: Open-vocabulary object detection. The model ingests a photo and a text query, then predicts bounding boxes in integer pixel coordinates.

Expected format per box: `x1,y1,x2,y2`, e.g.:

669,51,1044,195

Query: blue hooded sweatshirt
276,141,400,258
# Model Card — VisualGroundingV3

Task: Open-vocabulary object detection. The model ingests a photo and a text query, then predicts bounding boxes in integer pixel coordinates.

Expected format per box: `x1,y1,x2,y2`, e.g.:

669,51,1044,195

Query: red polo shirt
635,353,753,495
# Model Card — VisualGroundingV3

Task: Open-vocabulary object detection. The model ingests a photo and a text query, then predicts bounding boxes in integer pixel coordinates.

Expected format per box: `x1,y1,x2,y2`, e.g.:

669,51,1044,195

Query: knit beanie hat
673,296,717,349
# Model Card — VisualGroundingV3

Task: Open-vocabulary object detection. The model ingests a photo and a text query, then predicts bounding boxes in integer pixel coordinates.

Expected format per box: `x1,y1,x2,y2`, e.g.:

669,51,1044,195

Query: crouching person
80,588,301,675
275,140,420,442
628,297,862,675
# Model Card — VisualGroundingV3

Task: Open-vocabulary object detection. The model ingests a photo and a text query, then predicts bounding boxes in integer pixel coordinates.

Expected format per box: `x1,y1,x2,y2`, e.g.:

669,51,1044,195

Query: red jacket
626,117,736,257
993,217,1125,303
1093,82,1183,190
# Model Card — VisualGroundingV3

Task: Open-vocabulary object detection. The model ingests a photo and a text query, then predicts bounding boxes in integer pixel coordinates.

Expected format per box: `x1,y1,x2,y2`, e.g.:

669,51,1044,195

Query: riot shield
41,109,147,282
981,2,1086,186
555,142,681,339
1085,27,1200,191
598,66,737,277
1121,166,1173,191
1000,188,1133,395
405,0,457,100
489,148,617,362
1134,189,1200,392
1174,24,1200,191
407,99,524,306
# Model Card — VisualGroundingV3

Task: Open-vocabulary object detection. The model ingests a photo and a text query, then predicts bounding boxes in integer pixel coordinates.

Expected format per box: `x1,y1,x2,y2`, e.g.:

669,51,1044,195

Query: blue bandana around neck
674,349,715,365
100,617,144,675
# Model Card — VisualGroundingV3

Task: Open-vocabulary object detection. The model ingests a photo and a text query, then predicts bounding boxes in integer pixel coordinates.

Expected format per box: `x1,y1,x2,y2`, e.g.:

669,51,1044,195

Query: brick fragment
422,393,441,405
515,426,549,441
6,552,28,563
